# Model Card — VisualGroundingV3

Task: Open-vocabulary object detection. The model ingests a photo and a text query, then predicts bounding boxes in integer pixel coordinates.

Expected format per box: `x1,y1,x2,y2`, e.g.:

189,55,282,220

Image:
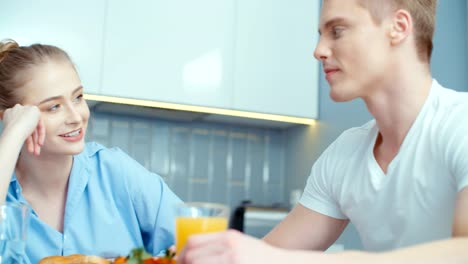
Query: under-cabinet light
84,94,316,126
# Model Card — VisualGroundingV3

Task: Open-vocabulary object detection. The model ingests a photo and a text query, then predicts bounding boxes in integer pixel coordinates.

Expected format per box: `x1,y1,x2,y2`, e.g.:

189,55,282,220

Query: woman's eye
74,94,84,102
48,104,60,112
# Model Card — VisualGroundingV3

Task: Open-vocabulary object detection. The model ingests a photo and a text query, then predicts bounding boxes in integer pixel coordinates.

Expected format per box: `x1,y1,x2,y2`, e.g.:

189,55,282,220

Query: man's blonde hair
359,0,438,62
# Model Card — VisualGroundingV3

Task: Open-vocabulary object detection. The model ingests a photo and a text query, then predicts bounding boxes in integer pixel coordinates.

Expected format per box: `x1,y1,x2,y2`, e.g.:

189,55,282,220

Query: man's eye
332,27,345,38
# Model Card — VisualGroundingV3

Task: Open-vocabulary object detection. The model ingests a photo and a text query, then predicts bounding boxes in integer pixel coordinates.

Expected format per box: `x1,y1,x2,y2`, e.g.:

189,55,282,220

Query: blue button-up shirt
7,142,182,264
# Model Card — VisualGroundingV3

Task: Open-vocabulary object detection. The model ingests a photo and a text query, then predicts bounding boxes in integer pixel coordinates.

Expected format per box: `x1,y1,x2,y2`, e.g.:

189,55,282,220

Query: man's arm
274,187,468,263
453,187,468,236
280,237,468,264
179,231,468,264
263,203,349,251
178,190,468,264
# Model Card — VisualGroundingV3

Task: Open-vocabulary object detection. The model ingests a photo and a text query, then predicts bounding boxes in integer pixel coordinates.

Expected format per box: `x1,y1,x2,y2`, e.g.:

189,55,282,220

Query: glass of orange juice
175,202,230,254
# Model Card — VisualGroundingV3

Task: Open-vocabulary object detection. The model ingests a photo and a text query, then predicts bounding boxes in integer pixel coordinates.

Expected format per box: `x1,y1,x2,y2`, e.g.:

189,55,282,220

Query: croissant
39,254,110,264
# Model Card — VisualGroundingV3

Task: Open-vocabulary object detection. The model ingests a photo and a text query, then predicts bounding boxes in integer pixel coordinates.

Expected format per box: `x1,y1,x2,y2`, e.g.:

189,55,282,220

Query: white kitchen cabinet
233,0,320,118
0,1,106,95
101,0,235,109
101,0,319,120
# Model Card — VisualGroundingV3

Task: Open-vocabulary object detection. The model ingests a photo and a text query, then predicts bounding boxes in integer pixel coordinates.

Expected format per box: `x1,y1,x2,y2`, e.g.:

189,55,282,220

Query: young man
177,0,468,263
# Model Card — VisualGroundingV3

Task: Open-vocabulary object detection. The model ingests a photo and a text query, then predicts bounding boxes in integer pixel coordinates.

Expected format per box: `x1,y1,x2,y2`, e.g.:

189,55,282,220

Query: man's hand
177,230,284,264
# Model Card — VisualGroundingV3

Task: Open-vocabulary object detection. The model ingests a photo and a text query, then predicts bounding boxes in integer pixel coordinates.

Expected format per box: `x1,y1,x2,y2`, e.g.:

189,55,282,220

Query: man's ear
389,9,413,45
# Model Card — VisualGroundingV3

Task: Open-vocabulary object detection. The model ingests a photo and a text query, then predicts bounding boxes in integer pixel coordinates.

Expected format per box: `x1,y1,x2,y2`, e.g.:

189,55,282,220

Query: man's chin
329,91,355,102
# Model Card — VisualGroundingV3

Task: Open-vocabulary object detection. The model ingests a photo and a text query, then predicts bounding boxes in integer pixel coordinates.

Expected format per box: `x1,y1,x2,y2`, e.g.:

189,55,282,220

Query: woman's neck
15,151,73,199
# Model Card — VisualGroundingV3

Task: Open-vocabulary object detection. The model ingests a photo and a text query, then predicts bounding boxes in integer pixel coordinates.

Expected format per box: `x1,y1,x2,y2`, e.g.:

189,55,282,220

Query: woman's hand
0,104,45,155
177,230,284,264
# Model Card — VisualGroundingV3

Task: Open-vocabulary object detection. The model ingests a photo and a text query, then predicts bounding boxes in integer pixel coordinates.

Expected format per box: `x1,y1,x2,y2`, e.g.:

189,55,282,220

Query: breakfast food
114,256,175,264
38,254,110,264
39,248,175,264
113,247,176,264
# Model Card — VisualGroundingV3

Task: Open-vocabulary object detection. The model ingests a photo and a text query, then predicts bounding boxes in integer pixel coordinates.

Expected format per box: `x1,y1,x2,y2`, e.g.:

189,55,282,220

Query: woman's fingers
35,146,41,155
33,129,41,155
34,119,45,155
3,105,44,151
21,124,44,155
28,115,45,155
38,119,45,146
26,136,34,154
33,128,38,146
20,115,44,155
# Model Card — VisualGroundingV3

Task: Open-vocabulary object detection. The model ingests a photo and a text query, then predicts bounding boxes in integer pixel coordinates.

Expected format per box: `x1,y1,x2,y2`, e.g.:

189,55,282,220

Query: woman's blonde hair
0,39,74,109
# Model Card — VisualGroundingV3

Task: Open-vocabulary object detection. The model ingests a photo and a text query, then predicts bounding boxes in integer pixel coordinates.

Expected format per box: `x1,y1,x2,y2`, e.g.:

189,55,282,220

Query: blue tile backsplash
0,110,287,210
87,111,287,209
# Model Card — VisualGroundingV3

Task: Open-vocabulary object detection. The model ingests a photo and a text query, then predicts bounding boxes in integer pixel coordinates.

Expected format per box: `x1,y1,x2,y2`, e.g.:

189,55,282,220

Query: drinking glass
175,202,229,254
0,202,30,264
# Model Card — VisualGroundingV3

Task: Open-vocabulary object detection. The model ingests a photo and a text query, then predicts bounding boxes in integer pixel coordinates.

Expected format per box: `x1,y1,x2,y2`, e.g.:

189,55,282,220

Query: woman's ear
389,9,413,45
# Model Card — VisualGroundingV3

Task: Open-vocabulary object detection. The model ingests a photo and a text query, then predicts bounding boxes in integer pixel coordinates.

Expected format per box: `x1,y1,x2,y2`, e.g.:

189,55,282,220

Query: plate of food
39,247,176,264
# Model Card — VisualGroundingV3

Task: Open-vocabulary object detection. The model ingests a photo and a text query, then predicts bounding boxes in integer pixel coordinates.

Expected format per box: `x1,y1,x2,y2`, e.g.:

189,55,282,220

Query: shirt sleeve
441,103,468,192
300,139,347,220
141,177,182,256
114,149,183,256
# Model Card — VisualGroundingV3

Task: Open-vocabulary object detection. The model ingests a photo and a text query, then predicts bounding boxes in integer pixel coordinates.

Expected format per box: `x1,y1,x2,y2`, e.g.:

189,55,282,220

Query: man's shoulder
433,81,468,110
427,82,468,131
323,120,376,157
427,82,468,144
337,120,376,142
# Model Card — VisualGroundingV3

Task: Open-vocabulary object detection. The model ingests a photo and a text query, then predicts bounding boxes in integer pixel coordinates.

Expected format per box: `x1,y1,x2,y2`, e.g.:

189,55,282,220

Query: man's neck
365,64,433,151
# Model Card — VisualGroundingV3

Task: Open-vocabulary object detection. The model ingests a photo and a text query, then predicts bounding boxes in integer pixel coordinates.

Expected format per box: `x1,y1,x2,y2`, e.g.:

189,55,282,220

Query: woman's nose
65,105,82,124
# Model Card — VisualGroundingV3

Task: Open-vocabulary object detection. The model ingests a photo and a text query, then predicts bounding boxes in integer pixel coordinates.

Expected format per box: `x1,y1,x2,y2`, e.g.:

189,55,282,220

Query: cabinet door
0,1,106,95
102,0,235,109
233,0,319,118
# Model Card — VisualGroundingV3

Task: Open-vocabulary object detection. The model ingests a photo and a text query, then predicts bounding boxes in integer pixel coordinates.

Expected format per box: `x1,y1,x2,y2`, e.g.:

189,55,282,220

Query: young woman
0,39,182,263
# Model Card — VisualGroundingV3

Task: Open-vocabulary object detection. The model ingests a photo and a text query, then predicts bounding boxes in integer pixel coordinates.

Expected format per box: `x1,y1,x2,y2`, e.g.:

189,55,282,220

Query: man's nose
314,37,330,61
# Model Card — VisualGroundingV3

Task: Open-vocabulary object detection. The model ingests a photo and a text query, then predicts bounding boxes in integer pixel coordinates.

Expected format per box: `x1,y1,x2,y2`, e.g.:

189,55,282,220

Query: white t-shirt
300,79,468,251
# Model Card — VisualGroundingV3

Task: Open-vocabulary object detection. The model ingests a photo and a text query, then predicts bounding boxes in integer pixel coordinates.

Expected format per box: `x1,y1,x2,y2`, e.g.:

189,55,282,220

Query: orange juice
175,217,228,253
